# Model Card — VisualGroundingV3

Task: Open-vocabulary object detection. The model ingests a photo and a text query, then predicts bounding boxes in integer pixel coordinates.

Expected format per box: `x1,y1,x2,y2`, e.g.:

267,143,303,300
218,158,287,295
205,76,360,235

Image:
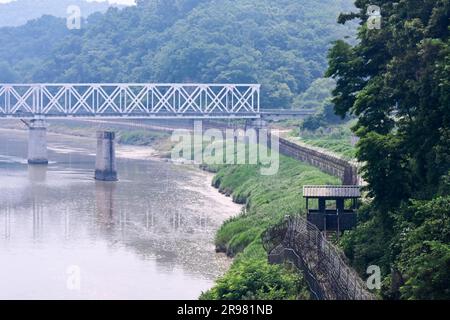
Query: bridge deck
0,84,260,119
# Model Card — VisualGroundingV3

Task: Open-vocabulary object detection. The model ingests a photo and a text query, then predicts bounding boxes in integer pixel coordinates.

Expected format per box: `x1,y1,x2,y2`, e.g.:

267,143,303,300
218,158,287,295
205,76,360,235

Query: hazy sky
0,0,136,4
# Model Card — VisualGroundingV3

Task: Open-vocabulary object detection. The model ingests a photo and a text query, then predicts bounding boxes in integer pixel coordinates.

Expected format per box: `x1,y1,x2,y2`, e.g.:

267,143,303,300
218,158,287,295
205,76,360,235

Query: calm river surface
0,128,240,300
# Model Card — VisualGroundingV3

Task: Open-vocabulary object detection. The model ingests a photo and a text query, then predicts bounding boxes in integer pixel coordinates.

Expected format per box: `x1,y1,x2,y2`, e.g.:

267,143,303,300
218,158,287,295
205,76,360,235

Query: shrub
200,257,308,300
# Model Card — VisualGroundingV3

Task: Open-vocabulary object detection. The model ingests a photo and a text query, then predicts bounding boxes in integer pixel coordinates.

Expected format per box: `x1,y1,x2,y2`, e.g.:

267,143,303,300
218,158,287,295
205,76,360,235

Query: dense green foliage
0,0,355,108
396,197,450,299
293,77,335,110
300,100,347,131
0,16,71,82
284,77,351,131
201,258,308,300
327,0,450,299
327,0,450,206
201,154,339,299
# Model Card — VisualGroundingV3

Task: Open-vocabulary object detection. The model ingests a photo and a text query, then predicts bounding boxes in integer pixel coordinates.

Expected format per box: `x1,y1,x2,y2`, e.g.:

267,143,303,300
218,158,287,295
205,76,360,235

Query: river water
0,129,240,300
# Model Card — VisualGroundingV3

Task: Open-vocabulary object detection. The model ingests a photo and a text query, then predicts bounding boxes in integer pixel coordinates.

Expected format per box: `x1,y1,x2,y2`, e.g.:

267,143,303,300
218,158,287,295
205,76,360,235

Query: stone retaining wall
278,138,361,185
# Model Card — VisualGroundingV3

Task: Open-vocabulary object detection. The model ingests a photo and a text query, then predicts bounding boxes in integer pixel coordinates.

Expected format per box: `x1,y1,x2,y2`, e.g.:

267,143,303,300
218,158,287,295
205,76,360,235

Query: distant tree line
0,0,355,109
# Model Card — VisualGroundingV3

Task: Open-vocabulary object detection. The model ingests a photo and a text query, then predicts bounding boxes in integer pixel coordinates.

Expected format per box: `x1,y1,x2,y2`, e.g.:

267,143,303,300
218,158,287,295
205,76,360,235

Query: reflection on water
0,129,239,299
96,181,115,233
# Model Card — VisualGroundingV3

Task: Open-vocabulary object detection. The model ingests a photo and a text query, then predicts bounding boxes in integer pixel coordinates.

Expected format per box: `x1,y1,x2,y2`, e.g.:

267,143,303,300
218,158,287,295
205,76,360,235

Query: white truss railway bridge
0,83,314,181
0,83,269,182
0,83,260,119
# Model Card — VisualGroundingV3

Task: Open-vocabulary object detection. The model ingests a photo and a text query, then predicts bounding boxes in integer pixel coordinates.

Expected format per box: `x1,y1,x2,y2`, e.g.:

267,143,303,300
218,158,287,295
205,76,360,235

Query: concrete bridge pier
95,131,118,182
28,119,48,165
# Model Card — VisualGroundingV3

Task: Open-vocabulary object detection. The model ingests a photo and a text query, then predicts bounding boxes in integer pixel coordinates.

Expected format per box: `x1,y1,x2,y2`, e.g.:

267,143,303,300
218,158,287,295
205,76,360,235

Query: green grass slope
201,153,339,299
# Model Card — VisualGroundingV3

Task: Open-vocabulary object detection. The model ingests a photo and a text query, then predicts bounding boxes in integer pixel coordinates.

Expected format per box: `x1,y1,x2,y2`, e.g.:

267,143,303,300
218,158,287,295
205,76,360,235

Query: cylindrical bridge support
95,131,118,182
28,120,48,165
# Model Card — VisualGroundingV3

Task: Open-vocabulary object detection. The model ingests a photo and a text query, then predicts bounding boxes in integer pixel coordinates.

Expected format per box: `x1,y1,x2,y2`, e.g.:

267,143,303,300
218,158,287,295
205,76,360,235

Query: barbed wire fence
262,215,376,300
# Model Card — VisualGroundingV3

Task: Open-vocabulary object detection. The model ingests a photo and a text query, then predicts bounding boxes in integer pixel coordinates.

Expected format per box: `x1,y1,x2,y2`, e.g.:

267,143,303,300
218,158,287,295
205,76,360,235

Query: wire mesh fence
262,215,376,300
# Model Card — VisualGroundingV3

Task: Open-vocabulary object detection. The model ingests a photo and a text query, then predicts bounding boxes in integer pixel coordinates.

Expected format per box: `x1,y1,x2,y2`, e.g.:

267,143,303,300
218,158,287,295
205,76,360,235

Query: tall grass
201,152,339,299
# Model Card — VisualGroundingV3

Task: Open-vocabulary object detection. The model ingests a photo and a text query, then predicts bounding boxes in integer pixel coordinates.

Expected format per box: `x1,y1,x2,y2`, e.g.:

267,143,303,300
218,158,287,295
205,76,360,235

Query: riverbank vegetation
327,1,450,299
1,0,447,301
274,79,358,160
200,153,339,299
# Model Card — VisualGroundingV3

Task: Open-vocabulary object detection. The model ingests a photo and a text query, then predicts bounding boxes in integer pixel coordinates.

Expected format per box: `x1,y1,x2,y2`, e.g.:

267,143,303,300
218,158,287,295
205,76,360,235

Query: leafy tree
300,99,345,131
200,258,307,300
294,78,335,110
327,0,450,203
329,0,450,299
301,114,324,131
396,197,450,300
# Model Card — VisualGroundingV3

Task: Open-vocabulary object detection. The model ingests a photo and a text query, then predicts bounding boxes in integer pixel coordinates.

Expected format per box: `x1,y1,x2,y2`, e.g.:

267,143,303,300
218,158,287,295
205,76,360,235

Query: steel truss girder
0,83,261,119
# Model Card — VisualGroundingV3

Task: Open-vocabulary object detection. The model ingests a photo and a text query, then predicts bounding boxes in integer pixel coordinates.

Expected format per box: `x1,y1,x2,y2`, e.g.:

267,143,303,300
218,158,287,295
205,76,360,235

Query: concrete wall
278,138,360,185
95,131,118,181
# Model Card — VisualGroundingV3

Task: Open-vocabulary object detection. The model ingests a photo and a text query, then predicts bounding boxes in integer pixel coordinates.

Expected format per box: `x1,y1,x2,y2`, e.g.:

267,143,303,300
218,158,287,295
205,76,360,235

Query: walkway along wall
277,137,362,185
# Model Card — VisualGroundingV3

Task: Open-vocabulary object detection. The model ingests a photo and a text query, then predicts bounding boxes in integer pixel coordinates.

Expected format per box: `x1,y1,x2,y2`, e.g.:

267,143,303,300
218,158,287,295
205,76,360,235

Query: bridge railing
262,215,375,300
0,84,260,119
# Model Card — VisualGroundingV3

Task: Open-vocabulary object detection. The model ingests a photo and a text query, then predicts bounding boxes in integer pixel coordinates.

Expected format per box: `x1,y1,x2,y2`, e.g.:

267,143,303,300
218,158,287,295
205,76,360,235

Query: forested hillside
0,0,355,108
